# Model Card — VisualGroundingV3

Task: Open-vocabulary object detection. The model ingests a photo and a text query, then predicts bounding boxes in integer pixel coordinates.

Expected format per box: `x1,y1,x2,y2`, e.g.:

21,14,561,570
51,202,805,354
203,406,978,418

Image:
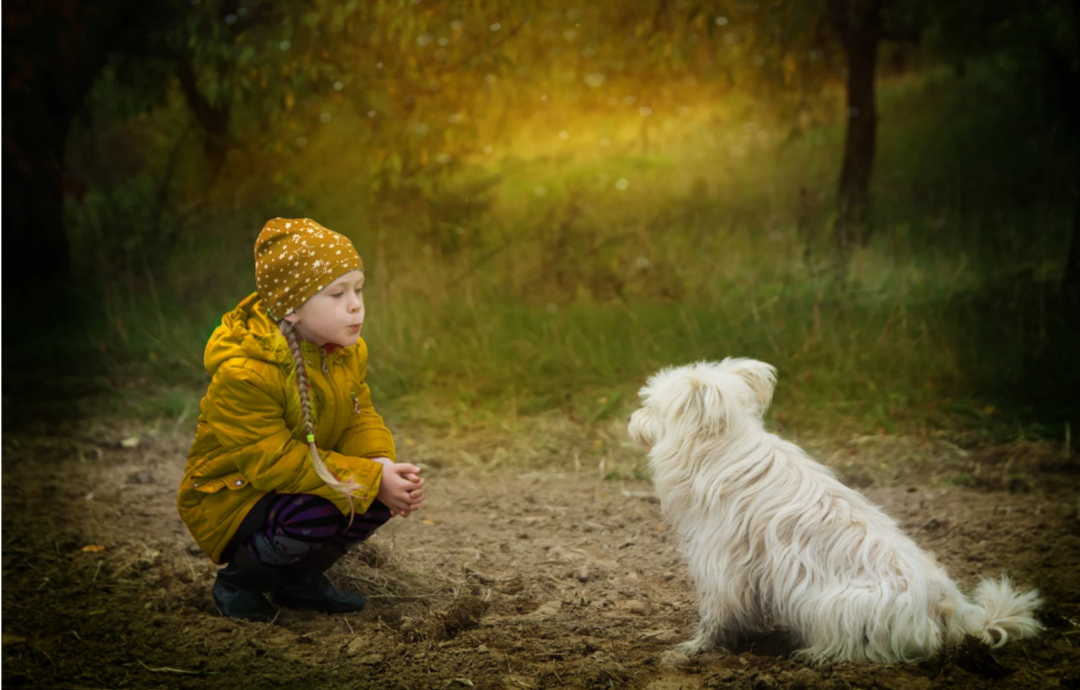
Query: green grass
361,273,1073,441
35,60,1079,443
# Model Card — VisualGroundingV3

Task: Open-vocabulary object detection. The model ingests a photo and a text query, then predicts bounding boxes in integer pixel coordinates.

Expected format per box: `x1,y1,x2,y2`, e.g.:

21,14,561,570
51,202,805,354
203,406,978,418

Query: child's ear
283,312,301,325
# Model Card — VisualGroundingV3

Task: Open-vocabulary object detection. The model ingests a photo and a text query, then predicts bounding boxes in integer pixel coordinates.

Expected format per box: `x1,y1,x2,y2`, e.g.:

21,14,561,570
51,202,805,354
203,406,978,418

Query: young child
178,218,424,623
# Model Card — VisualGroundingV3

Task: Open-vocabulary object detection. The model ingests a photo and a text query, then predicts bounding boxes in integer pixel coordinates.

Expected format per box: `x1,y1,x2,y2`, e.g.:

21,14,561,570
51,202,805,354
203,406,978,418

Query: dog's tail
958,575,1043,648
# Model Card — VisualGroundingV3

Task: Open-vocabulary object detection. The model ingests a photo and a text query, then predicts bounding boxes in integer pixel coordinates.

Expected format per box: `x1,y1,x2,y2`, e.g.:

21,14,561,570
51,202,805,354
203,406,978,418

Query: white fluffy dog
627,359,1043,664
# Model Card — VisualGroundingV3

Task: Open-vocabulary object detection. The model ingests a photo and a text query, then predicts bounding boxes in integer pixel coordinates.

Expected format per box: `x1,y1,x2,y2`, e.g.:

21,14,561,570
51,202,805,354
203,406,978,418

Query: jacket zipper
320,346,347,432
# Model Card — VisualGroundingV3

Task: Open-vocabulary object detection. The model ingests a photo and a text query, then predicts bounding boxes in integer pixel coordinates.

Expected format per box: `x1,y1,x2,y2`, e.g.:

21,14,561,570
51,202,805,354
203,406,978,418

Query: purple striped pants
233,494,392,567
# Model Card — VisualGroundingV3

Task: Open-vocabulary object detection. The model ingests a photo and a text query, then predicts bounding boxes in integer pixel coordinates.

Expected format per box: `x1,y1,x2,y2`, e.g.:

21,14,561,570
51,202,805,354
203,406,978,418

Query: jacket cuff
324,452,384,515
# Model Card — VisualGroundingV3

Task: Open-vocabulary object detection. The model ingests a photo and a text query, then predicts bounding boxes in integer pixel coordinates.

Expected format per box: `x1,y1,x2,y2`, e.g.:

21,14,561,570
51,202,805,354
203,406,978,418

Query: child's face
284,270,365,347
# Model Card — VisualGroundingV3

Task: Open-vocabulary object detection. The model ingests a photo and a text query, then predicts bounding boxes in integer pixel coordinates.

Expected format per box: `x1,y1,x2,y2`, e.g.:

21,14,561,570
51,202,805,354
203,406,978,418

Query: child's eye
331,292,345,298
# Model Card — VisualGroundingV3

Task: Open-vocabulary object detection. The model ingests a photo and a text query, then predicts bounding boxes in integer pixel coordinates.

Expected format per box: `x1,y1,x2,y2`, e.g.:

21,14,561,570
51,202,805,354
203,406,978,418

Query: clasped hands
371,456,425,517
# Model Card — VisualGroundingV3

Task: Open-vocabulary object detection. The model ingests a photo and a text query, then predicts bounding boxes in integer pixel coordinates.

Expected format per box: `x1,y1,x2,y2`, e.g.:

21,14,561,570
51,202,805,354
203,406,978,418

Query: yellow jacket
177,292,394,564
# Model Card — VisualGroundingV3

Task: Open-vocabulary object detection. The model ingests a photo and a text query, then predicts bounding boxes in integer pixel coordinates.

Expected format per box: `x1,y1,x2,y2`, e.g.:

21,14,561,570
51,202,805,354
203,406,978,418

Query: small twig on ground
136,660,216,675
1020,643,1036,669
34,646,53,664
281,660,354,684
184,555,198,583
344,615,355,635
609,639,627,664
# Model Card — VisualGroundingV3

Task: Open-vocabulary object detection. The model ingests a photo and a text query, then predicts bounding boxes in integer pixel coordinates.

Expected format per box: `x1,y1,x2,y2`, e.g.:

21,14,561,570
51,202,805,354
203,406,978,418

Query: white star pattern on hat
253,218,364,320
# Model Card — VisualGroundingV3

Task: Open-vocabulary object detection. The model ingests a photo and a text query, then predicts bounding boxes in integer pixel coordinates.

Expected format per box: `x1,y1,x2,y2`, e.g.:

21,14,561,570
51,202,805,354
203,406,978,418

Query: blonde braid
279,319,364,525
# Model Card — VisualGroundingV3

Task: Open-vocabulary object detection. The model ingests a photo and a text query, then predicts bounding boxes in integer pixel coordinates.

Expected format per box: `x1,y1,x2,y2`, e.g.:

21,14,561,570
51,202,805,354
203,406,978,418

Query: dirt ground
3,413,1080,690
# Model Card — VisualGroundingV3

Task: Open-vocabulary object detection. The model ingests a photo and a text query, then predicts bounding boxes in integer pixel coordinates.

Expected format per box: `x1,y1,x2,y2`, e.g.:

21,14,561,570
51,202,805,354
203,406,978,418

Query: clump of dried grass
335,535,491,643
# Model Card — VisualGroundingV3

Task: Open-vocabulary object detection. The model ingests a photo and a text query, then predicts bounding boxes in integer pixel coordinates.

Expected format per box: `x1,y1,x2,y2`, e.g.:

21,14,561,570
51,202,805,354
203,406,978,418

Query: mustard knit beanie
254,218,364,321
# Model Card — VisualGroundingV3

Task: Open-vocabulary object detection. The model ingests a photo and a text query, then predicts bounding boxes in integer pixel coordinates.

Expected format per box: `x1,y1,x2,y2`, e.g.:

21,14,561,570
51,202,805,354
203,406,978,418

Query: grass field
49,62,1078,444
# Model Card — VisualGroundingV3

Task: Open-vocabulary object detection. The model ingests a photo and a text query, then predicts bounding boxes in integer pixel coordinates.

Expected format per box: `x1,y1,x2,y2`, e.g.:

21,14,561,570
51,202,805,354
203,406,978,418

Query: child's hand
371,457,425,517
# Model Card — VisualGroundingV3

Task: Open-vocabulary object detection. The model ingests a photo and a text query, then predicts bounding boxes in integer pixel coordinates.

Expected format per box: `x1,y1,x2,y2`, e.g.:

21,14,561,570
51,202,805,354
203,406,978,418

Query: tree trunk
828,0,883,263
174,54,232,178
837,37,879,255
838,13,881,260
1041,11,1080,311
1064,178,1080,311
1,91,75,288
2,0,144,319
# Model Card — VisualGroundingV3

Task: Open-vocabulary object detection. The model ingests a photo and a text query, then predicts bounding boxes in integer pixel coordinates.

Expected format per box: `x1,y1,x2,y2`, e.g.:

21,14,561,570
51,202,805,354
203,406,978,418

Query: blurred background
4,0,1078,443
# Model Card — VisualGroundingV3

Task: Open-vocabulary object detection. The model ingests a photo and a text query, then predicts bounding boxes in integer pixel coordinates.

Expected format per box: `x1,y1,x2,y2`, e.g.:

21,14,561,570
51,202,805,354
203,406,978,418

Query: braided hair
278,318,366,525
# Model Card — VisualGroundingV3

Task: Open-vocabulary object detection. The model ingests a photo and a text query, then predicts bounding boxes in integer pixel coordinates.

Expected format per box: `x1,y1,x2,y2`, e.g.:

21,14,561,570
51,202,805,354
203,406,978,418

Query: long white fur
628,359,1043,664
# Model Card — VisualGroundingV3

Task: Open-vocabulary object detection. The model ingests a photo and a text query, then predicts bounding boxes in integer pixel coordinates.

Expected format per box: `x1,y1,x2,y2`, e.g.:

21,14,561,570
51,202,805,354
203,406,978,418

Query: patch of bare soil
3,419,1079,690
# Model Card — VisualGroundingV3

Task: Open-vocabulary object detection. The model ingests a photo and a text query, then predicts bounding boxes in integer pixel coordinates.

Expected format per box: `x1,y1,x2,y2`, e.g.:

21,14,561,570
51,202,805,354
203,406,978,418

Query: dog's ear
726,358,777,415
668,374,727,435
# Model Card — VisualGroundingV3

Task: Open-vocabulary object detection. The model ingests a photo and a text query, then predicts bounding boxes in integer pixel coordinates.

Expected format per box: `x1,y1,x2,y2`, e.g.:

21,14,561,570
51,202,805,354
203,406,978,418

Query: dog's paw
658,650,692,667
674,639,711,656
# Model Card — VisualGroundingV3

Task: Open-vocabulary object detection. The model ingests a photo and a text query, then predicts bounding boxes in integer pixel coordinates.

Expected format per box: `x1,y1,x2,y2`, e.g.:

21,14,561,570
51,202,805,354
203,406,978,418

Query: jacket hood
204,292,293,375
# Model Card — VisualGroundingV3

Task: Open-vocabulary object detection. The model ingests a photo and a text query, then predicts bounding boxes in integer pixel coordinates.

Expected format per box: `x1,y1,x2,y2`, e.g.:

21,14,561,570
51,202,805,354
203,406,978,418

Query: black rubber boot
211,548,279,623
273,545,367,614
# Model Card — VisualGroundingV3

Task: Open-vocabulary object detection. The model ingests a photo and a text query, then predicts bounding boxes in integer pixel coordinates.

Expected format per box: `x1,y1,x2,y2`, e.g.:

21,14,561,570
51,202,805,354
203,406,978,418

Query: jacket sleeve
206,362,383,514
335,343,397,461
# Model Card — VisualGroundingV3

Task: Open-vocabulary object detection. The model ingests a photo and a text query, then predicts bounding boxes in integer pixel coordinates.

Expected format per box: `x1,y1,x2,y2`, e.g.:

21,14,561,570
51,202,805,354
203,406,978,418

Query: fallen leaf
81,544,106,553
120,436,140,449
421,518,436,526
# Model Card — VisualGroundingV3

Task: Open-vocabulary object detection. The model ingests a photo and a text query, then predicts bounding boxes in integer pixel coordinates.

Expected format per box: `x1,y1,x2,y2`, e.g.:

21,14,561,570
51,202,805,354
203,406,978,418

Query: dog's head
627,358,777,448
